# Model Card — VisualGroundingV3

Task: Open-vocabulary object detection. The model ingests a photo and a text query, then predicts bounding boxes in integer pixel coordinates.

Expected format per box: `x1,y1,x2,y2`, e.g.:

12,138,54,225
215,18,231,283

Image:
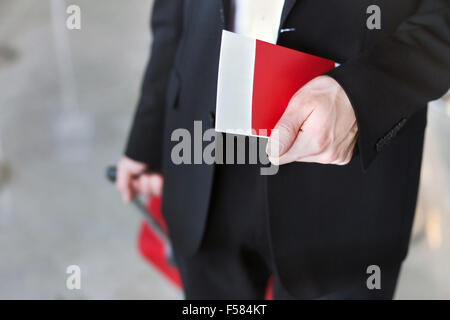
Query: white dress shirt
231,0,286,44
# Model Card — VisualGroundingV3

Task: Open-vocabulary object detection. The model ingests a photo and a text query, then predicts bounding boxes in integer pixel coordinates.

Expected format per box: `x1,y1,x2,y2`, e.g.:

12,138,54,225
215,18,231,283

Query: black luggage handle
106,166,156,183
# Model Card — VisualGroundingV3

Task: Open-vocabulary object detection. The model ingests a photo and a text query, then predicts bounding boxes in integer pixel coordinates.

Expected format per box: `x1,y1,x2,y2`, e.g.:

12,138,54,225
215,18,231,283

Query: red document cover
216,31,335,137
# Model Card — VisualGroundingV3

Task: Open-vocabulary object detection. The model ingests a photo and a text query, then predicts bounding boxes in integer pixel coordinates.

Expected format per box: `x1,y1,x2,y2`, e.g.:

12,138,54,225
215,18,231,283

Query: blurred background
0,0,448,299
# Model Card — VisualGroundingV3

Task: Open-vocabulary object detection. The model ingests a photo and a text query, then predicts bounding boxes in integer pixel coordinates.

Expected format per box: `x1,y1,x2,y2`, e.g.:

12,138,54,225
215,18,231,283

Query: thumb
266,106,304,159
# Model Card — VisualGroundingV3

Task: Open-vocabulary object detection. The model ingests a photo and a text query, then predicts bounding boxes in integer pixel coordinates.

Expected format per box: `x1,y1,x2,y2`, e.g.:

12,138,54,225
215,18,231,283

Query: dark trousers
174,163,401,300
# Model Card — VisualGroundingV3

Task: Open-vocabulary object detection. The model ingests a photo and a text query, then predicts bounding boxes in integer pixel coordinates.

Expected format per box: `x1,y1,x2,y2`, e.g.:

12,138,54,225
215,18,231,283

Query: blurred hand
266,76,358,166
116,156,163,203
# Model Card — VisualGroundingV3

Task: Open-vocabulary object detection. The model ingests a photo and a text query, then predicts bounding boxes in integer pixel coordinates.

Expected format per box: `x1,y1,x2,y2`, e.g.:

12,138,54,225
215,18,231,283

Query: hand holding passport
215,31,358,165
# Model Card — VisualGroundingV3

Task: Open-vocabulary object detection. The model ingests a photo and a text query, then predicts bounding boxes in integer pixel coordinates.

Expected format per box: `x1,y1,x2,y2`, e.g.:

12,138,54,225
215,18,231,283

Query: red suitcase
107,166,272,298
137,196,273,299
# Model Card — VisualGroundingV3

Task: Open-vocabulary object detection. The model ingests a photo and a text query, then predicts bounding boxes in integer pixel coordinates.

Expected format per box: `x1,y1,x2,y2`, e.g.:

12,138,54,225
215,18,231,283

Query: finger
266,98,311,160
116,167,133,203
131,178,142,195
137,174,163,197
147,175,163,196
276,129,319,165
296,128,356,165
331,133,357,165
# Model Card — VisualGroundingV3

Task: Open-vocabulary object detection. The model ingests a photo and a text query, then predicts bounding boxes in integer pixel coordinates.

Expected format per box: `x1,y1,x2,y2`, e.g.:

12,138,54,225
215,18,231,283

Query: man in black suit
116,0,450,299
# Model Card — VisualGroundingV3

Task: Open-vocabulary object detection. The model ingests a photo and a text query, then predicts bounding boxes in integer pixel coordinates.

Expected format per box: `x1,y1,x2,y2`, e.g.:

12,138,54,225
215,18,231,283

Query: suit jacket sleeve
124,0,183,171
327,0,450,170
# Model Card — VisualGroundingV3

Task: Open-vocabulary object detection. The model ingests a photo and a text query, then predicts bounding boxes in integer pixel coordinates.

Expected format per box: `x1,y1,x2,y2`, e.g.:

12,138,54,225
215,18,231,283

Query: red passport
216,31,335,137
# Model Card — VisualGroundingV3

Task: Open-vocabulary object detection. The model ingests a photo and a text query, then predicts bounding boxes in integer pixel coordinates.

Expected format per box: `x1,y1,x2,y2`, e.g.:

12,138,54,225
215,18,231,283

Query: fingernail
268,156,280,166
269,138,282,157
266,140,271,156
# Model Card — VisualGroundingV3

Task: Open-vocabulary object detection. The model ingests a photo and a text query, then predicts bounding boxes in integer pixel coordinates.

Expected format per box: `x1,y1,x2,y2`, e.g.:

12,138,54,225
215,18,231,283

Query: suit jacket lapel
280,0,297,28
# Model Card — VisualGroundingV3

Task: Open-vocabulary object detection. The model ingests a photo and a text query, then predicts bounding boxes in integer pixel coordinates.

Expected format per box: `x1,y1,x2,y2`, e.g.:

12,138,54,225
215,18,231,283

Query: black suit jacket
126,0,450,297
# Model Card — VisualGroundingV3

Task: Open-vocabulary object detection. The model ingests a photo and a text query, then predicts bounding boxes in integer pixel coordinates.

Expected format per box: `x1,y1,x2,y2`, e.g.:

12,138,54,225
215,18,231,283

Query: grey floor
0,0,449,299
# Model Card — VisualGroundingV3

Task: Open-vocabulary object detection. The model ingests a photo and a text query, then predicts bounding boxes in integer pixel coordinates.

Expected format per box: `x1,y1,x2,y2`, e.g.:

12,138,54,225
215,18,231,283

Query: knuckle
314,134,330,154
338,155,352,166
322,149,339,164
276,120,297,137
